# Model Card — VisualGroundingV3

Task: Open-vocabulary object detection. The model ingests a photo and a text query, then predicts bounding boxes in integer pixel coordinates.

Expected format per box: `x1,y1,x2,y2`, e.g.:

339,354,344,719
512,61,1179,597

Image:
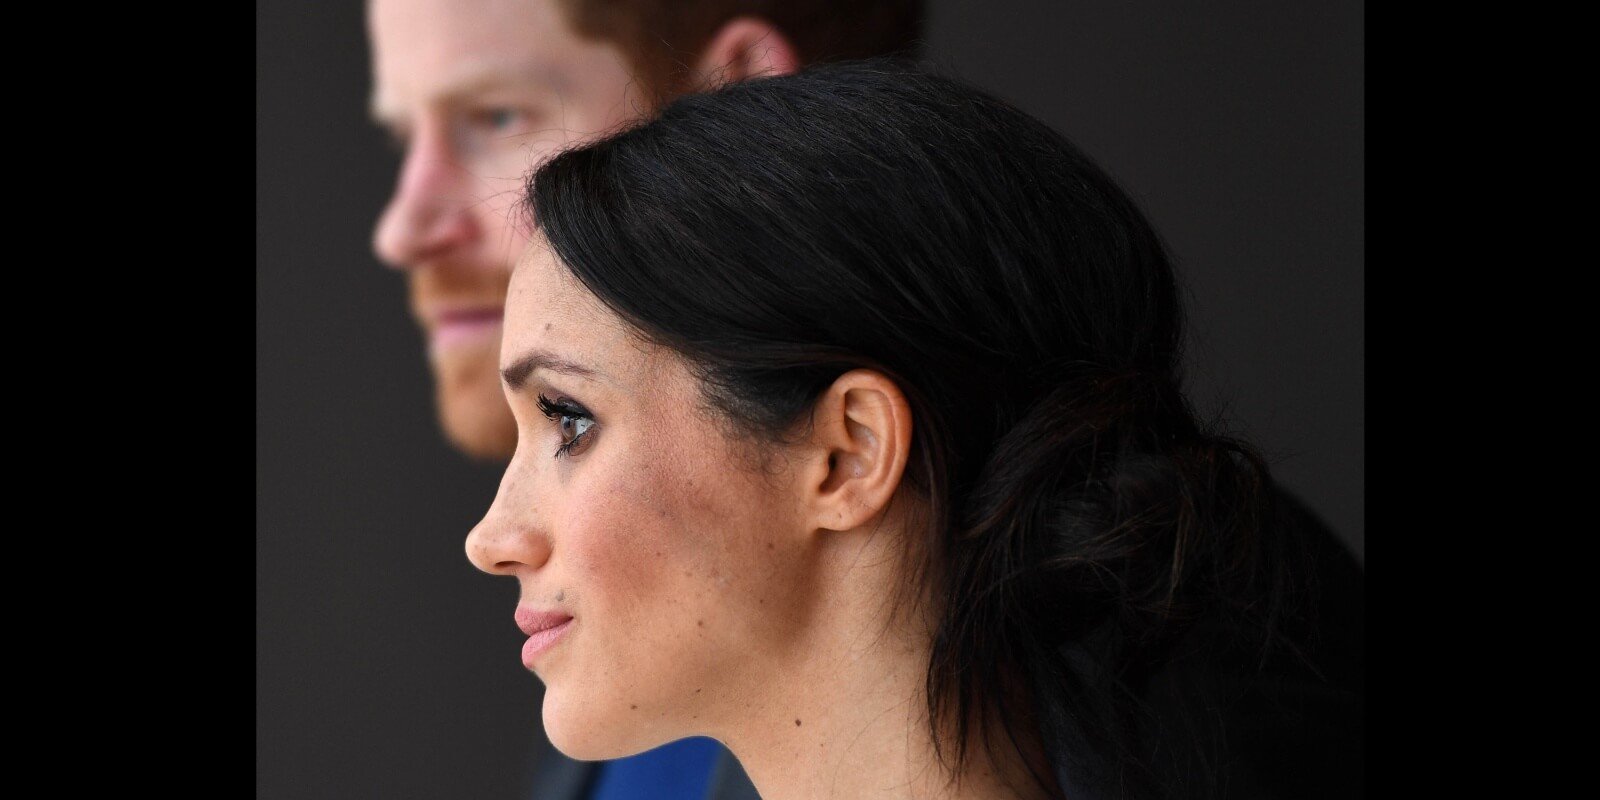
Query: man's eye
470,107,530,132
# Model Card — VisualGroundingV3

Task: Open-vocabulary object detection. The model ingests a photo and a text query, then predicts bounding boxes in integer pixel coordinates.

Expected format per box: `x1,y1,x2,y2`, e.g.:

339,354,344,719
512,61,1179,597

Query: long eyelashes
536,394,596,458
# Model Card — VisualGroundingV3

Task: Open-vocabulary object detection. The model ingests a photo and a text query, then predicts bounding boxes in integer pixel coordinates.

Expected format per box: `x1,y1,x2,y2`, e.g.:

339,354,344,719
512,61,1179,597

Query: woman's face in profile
466,238,815,758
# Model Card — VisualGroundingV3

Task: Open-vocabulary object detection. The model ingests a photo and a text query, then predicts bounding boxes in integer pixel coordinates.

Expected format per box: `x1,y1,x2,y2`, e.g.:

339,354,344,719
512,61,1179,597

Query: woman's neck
710,529,1054,800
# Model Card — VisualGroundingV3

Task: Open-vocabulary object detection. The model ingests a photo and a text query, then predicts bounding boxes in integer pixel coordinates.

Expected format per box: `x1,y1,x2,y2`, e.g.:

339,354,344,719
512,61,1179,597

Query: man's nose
372,126,479,269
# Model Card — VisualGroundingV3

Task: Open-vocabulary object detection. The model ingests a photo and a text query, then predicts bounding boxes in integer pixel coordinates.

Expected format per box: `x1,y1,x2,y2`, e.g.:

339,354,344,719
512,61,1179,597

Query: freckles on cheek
564,497,661,607
563,463,700,618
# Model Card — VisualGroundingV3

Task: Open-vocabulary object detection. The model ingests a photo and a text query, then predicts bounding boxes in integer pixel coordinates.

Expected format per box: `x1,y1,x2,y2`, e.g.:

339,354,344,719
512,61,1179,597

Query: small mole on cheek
555,590,565,603
795,719,802,727
697,619,704,627
655,551,663,557
544,323,553,331
630,704,638,710
767,543,774,550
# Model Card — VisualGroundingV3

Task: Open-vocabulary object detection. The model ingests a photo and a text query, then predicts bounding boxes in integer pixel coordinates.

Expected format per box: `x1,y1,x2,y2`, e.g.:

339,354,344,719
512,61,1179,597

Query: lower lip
521,619,573,669
430,314,503,352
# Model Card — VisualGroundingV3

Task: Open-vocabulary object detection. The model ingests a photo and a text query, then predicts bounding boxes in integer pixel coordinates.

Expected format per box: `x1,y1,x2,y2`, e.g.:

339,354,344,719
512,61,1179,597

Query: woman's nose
465,463,553,577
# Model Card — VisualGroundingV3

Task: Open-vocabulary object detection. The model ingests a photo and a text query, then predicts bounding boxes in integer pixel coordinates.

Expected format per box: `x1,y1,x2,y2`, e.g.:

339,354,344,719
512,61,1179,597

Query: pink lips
429,306,503,351
516,607,574,669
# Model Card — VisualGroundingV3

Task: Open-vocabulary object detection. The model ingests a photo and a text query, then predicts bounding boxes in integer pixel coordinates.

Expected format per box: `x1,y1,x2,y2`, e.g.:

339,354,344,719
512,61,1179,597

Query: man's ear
690,17,801,89
799,370,913,533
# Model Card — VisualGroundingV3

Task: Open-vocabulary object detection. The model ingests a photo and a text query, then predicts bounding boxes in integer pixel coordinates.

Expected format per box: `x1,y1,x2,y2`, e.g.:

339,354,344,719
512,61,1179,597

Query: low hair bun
931,361,1285,792
949,362,1244,643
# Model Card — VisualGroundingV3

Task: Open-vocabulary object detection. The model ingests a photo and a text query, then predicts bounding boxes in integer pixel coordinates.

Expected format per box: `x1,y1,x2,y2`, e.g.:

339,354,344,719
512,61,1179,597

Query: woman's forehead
504,242,673,389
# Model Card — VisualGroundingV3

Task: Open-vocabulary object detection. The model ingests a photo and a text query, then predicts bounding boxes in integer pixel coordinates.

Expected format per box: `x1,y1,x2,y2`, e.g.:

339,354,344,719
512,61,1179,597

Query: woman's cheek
563,461,708,621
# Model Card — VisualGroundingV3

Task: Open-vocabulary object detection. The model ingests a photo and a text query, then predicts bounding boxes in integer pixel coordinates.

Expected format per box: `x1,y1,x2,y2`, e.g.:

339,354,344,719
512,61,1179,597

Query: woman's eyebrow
500,348,603,390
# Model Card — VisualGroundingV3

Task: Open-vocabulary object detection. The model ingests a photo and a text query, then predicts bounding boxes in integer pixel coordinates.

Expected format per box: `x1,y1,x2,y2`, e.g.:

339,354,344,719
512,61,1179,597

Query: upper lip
515,606,573,636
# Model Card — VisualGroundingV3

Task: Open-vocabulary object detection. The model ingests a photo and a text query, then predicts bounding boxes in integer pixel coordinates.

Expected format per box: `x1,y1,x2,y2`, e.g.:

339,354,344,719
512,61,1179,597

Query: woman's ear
690,17,800,89
800,370,913,533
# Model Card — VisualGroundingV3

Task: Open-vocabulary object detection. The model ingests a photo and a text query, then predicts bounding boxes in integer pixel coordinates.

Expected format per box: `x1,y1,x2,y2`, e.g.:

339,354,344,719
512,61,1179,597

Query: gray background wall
257,1,1361,797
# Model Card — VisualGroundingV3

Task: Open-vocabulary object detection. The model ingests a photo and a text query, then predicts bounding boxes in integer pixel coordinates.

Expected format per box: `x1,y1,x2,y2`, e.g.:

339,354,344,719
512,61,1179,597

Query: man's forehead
369,0,563,45
368,0,572,115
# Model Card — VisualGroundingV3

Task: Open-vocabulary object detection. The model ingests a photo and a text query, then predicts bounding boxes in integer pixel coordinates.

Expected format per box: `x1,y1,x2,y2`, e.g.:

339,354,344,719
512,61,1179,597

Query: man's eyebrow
500,348,602,390
369,62,566,129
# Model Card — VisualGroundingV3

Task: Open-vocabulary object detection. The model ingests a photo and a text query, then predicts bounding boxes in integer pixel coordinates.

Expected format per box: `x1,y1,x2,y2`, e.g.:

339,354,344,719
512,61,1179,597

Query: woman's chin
543,692,659,761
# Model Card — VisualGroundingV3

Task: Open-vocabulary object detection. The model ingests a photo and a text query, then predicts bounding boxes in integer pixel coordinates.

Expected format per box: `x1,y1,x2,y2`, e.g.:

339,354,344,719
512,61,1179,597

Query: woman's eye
558,415,594,448
537,394,597,458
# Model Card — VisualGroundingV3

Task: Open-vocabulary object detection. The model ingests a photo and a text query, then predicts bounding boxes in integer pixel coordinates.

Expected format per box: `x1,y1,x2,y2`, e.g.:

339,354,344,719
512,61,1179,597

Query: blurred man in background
366,1,924,797
369,0,924,462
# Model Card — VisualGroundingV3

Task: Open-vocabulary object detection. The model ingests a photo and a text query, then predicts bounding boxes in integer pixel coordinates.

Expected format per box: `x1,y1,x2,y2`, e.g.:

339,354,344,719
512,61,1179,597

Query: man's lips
436,306,504,326
427,305,503,350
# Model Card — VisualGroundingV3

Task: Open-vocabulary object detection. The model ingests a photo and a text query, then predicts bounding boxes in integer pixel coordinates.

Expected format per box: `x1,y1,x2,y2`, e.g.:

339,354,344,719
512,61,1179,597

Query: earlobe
691,17,801,90
805,370,913,533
